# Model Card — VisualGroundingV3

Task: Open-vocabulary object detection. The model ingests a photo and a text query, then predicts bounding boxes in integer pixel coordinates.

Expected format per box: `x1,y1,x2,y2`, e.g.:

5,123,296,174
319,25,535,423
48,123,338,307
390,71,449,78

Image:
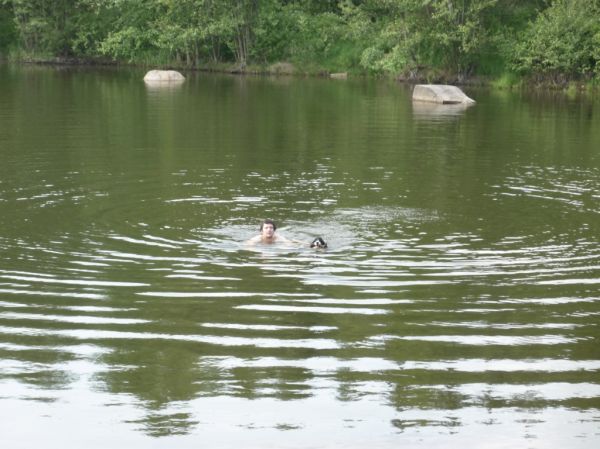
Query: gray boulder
412,84,475,104
143,70,185,82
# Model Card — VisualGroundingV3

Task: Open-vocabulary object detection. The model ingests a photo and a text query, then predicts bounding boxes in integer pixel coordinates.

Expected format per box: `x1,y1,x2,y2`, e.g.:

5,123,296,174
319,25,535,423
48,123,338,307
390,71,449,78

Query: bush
512,0,600,82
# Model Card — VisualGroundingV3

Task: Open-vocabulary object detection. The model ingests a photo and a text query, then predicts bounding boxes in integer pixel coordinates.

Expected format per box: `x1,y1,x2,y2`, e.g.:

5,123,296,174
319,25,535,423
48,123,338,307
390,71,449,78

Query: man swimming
245,219,293,245
246,219,327,248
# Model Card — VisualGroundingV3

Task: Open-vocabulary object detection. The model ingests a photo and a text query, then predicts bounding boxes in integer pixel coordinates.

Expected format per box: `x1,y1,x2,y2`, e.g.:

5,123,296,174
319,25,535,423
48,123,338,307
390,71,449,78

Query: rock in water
412,84,475,104
330,72,348,80
143,70,185,82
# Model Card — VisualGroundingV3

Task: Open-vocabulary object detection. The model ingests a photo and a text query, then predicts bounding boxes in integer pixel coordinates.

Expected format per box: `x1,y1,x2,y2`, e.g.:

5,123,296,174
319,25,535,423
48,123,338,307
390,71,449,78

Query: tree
512,0,600,82
359,0,501,80
6,0,81,56
0,1,17,54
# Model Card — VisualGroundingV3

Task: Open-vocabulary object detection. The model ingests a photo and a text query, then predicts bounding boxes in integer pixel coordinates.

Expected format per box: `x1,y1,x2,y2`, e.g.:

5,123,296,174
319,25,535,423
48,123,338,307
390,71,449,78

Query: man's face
261,223,275,238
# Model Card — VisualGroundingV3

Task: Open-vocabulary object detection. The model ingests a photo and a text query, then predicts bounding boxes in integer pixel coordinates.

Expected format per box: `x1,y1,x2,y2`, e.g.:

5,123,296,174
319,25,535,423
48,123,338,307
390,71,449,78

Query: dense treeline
1,0,599,84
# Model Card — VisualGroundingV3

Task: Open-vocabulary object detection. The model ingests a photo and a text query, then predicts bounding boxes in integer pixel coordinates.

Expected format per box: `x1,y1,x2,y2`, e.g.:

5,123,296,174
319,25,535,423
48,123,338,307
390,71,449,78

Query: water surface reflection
0,65,599,448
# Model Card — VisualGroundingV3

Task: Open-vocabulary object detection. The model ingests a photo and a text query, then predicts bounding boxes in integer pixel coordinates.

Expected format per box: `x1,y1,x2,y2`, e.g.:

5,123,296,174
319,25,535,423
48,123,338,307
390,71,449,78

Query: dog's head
310,237,327,249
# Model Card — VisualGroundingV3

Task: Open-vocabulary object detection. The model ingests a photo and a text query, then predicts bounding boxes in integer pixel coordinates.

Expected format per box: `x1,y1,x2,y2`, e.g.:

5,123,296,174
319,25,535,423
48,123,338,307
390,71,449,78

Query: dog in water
310,237,327,249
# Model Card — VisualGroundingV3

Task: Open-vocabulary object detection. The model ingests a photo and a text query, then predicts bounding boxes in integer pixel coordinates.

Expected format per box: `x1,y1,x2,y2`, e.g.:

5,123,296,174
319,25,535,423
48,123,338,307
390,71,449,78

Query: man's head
260,219,277,231
260,219,277,239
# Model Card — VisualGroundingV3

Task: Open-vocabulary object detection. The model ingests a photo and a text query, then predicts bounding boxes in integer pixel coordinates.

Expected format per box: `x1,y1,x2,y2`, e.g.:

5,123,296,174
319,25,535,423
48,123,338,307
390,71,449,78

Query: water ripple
0,326,340,349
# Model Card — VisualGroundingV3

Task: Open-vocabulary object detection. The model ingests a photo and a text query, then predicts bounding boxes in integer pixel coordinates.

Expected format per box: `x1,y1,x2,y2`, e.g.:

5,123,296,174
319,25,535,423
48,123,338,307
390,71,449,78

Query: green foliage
512,0,600,82
96,0,158,61
2,0,599,84
100,26,160,61
287,9,344,65
0,2,17,53
252,2,300,63
70,3,108,56
357,0,503,80
490,71,521,89
280,1,373,72
6,0,82,56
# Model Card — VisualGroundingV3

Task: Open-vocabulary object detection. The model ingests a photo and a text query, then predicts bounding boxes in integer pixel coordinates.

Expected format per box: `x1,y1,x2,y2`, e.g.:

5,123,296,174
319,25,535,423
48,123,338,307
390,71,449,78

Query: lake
0,64,599,448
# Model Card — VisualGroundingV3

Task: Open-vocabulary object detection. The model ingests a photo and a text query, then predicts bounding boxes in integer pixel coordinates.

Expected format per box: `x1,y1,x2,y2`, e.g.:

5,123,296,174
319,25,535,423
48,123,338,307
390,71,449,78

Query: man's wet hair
260,219,277,231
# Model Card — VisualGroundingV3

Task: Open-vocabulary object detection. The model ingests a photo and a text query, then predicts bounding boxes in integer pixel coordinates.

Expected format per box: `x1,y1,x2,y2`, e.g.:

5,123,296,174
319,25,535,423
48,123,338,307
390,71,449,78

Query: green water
0,64,599,448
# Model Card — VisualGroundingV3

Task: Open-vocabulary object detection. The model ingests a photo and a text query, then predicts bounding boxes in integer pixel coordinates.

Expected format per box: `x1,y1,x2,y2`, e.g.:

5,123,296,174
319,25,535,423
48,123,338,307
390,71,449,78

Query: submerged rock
412,101,471,120
143,70,185,82
330,72,348,80
412,84,475,104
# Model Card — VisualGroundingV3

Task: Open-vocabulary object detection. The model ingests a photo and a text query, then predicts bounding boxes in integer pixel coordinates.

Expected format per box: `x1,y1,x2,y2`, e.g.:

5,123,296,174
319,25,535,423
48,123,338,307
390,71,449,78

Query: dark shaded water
0,64,599,448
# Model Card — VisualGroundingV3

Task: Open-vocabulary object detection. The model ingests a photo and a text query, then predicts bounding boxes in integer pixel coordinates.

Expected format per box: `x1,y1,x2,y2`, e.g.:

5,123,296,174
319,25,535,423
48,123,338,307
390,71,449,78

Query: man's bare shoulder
245,235,263,245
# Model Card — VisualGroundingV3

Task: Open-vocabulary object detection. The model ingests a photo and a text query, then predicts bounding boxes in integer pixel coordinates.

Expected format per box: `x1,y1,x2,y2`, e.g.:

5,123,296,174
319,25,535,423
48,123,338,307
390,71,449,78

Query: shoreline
3,56,598,94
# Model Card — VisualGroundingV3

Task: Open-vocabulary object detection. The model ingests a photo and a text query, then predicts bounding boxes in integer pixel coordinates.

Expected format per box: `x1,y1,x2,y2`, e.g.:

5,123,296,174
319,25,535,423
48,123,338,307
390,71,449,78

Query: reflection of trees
126,412,198,438
95,343,200,404
94,342,203,437
0,337,79,395
4,66,599,444
96,344,322,404
6,360,76,394
94,341,319,436
228,366,313,401
388,381,465,411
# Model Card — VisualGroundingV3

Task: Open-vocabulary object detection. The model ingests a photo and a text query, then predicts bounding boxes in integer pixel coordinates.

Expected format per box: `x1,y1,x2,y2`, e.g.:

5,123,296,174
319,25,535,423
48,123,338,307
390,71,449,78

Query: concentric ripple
1,67,599,448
